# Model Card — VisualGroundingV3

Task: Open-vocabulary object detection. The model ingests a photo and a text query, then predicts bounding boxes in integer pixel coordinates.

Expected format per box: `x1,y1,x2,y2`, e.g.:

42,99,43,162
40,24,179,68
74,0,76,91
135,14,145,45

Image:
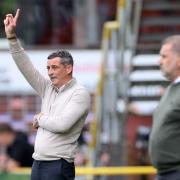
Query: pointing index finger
14,9,20,22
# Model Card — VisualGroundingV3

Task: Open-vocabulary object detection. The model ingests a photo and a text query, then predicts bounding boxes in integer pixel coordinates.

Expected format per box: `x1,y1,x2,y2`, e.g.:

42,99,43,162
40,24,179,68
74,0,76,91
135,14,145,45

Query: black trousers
156,171,180,180
31,159,75,180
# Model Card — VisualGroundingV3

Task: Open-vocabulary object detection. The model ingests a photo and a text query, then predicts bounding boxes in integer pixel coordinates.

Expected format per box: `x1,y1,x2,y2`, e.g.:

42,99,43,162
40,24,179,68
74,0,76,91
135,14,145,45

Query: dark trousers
156,171,180,180
31,159,75,180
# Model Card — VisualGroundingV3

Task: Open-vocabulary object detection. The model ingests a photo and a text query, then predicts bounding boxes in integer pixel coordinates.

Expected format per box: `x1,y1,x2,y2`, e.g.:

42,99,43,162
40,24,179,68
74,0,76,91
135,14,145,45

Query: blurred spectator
9,97,28,133
74,149,88,166
0,95,38,146
0,123,33,171
99,149,110,166
0,96,10,124
0,0,118,47
25,95,39,145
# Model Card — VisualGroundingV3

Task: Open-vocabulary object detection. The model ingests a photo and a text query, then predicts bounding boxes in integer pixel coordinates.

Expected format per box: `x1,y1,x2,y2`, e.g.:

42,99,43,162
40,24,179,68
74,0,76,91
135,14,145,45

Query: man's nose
158,57,163,65
48,69,53,76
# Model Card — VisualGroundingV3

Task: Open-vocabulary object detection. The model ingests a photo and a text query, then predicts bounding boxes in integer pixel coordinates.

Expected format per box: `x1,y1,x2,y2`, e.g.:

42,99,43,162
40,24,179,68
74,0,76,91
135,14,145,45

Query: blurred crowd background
0,0,180,180
0,0,117,47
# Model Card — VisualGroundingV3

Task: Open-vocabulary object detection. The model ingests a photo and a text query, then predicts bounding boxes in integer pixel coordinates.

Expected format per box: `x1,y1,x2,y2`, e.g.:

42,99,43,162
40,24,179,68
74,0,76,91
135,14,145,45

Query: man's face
0,133,12,147
47,57,72,88
159,43,180,81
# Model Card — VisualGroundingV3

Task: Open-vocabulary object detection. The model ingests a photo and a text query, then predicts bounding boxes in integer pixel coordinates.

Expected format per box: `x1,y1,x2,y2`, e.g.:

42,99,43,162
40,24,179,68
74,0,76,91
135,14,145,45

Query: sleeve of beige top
9,40,48,97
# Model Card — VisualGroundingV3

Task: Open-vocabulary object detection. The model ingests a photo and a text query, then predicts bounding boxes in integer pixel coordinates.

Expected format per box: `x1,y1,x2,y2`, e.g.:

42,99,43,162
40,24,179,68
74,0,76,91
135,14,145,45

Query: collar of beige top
52,78,76,93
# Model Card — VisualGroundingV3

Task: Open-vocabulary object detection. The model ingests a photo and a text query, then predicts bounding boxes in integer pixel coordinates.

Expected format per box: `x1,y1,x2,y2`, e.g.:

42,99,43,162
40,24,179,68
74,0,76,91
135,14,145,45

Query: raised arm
4,9,48,97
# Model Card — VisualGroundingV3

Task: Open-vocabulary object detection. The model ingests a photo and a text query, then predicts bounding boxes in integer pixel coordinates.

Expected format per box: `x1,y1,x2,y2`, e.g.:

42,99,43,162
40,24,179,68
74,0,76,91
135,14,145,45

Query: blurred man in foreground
149,35,180,180
0,123,33,171
4,9,90,180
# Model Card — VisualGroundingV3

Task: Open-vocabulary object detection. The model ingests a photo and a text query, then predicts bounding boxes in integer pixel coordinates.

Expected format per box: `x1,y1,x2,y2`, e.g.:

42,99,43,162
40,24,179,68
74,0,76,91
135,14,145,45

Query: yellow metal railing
89,0,122,149
10,166,156,176
76,166,156,176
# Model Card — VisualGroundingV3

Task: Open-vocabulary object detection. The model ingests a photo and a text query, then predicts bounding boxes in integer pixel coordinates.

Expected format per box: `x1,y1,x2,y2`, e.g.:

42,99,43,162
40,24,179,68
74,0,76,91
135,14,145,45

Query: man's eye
52,66,58,69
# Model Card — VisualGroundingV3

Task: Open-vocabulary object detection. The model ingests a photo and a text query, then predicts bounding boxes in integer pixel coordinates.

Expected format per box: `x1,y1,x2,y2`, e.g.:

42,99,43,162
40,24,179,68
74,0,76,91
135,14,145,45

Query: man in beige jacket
4,9,90,180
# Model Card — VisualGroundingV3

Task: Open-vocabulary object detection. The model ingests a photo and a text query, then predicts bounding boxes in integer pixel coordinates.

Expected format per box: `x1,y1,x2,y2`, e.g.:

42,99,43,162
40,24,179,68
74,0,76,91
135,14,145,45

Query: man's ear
66,64,73,74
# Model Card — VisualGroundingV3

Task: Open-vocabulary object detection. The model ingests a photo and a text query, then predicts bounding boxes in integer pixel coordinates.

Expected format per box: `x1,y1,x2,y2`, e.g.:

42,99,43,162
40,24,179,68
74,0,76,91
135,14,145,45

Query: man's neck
58,78,73,88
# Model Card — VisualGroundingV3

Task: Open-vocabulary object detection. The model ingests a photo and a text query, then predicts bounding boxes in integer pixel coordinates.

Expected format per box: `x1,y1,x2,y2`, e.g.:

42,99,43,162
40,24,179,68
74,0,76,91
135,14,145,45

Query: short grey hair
162,35,180,56
47,50,74,66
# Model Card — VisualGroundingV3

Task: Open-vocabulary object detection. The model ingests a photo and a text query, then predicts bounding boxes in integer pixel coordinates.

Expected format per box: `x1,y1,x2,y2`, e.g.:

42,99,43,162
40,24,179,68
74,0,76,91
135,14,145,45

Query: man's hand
0,154,20,172
4,9,20,38
33,113,44,129
6,159,20,172
0,154,8,171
